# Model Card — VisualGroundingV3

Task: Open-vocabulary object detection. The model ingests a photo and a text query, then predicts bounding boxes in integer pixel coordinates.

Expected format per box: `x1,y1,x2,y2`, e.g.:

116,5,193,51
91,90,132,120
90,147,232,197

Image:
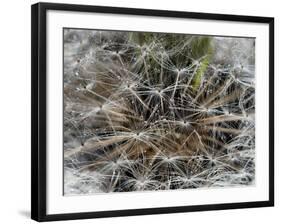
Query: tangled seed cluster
63,29,255,195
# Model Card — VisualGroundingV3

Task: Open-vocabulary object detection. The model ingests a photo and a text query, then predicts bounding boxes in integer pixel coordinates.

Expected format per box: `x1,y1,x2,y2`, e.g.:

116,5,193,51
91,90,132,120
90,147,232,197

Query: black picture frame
31,2,274,222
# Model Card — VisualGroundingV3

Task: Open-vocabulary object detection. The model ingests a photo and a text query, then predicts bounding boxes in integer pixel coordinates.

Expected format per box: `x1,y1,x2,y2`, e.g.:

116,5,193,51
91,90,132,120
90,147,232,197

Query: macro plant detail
63,29,255,195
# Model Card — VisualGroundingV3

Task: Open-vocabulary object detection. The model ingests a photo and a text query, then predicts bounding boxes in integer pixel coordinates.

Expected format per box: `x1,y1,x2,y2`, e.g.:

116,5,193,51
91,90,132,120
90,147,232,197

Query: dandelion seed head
64,29,255,194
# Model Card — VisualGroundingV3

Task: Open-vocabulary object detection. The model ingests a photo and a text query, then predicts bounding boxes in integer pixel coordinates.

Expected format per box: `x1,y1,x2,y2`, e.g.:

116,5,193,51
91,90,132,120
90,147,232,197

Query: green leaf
190,37,213,91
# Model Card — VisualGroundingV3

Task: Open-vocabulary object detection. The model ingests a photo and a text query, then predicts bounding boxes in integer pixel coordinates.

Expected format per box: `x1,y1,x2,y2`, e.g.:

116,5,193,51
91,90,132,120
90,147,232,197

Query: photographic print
32,3,274,221
63,29,255,195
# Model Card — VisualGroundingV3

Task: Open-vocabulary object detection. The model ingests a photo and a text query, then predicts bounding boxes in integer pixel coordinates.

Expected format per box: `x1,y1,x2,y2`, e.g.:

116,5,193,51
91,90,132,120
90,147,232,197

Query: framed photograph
31,2,274,222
